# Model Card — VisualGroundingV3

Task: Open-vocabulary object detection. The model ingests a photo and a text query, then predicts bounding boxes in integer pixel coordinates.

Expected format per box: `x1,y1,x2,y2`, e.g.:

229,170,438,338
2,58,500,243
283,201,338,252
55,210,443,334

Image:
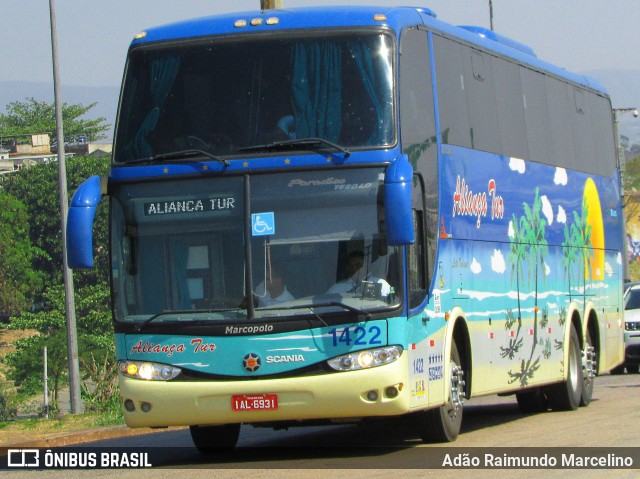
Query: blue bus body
68,5,624,446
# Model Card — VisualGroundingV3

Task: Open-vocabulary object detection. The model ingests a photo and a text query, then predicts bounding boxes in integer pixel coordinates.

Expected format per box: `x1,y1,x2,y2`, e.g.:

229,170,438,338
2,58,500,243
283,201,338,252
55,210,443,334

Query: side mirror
384,154,415,246
67,175,104,268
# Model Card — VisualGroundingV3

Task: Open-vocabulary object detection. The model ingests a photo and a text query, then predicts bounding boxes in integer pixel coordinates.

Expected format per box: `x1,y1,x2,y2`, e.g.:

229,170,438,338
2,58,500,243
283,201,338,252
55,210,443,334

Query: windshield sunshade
114,31,394,163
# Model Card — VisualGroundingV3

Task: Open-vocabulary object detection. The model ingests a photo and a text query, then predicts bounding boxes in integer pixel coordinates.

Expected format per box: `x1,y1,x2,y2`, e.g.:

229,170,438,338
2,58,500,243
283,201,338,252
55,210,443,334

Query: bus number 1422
330,326,382,347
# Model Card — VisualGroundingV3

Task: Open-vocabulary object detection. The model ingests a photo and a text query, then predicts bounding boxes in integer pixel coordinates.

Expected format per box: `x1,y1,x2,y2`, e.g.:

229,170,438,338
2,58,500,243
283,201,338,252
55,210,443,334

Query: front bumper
119,354,410,428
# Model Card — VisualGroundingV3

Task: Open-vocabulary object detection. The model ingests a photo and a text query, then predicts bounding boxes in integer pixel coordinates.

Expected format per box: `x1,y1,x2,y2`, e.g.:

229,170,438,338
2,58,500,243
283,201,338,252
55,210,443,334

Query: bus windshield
114,31,395,163
110,168,402,324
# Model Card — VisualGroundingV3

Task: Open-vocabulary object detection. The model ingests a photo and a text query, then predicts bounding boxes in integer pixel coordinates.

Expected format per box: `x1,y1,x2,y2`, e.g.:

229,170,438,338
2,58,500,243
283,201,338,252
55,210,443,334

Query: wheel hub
582,344,597,379
448,365,465,417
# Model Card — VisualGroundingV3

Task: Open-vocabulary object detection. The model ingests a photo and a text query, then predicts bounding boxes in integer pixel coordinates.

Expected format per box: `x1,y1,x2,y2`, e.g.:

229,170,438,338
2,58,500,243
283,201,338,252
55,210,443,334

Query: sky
1,0,639,108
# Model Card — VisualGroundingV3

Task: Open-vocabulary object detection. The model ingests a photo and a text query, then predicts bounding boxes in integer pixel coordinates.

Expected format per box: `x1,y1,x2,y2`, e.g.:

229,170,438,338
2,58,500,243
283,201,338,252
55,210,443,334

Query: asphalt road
4,373,640,478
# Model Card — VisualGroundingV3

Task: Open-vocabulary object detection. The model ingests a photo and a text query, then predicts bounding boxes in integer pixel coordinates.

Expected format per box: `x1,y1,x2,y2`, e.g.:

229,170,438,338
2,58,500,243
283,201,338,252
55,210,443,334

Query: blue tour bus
67,4,624,451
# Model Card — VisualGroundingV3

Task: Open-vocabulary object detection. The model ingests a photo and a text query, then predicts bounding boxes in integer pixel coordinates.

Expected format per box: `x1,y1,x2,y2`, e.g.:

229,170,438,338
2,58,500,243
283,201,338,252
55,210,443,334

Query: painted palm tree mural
506,188,548,386
505,213,525,360
504,179,599,386
436,148,620,400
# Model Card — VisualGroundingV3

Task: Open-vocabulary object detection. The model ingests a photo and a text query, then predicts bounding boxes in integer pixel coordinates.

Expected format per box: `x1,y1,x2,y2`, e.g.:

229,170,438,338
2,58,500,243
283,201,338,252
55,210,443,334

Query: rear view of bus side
67,4,624,450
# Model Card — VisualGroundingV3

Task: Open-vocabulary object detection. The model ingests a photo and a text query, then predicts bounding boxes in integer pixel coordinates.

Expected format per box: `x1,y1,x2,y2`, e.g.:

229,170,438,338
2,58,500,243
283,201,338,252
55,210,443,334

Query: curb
1,425,187,451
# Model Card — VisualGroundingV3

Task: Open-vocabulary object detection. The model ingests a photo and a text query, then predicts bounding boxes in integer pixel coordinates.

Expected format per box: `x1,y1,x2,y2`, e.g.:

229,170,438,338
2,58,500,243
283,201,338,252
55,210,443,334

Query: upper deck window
114,31,395,164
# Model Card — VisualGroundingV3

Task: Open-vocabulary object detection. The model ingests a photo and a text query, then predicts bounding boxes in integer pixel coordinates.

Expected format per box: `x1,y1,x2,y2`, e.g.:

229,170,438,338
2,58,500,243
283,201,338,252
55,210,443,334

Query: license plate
231,394,278,411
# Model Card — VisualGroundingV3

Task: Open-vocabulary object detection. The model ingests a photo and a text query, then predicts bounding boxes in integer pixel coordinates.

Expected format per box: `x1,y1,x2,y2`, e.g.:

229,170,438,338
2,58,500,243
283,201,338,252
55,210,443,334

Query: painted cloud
541,195,553,226
471,257,482,274
491,249,506,274
509,157,526,174
554,167,568,186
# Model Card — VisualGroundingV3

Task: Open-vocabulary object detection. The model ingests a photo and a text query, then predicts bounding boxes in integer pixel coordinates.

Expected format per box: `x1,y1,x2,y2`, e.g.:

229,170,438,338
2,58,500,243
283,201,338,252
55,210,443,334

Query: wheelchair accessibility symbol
251,212,275,236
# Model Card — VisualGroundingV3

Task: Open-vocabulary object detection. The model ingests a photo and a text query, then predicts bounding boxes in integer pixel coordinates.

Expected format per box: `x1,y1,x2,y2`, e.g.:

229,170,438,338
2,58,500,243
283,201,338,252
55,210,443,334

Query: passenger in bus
327,250,391,298
250,264,295,307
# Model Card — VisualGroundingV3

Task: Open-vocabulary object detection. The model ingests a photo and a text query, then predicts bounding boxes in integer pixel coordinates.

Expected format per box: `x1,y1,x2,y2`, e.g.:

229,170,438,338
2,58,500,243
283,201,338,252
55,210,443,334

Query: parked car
612,282,640,374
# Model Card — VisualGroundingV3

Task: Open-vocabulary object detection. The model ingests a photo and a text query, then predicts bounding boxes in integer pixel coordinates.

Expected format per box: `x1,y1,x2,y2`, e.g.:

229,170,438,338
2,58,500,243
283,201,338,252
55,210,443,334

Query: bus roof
130,5,607,96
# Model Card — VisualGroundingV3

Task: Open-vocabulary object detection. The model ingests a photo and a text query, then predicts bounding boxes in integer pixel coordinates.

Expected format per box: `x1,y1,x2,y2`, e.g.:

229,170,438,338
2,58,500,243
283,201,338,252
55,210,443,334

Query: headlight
118,360,181,380
327,345,402,371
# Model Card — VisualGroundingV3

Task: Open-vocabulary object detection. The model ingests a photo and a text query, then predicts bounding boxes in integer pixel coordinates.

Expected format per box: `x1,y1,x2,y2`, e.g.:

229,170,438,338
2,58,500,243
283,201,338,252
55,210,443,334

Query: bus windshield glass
110,168,402,324
114,31,395,163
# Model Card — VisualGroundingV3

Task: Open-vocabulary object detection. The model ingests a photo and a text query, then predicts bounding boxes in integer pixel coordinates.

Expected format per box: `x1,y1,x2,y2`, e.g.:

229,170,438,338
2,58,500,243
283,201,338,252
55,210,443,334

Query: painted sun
583,178,604,280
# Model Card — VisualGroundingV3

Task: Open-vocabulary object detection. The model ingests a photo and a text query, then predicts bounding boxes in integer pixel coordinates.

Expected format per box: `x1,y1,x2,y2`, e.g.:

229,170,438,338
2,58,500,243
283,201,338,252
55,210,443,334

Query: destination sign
144,196,236,216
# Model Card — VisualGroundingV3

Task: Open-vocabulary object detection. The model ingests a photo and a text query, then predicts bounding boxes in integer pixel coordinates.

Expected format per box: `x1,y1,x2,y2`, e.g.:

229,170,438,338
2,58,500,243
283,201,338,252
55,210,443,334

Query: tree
6,283,114,407
0,98,110,142
0,189,43,318
3,155,110,292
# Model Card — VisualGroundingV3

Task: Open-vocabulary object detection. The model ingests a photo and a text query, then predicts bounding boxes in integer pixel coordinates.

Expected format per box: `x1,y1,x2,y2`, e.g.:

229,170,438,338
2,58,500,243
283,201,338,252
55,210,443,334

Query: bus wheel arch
451,317,472,400
547,315,583,411
416,315,470,443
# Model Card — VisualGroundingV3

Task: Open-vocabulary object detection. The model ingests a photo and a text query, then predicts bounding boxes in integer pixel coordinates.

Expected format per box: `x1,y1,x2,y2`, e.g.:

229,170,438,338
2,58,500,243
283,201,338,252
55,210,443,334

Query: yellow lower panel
120,356,410,428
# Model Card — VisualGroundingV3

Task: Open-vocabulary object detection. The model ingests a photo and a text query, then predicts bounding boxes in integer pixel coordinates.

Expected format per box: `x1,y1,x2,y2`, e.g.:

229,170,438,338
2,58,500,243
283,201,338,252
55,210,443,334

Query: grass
0,410,123,446
0,325,125,446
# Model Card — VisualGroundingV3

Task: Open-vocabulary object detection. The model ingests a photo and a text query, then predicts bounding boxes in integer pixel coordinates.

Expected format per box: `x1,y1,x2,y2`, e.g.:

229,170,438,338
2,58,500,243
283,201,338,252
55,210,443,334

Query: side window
590,95,616,176
433,35,471,148
399,28,437,309
464,48,501,153
571,86,596,173
546,77,576,170
408,174,428,310
520,67,553,164
399,28,436,160
494,57,528,160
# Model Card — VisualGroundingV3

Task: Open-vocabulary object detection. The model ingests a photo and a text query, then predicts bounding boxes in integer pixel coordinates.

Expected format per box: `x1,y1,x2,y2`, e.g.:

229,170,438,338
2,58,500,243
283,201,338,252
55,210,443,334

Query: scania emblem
243,353,261,372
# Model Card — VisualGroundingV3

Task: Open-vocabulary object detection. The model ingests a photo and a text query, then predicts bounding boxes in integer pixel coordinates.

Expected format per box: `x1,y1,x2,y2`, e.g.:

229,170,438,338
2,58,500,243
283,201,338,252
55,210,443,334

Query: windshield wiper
260,301,371,320
136,308,241,331
238,138,350,158
128,149,230,167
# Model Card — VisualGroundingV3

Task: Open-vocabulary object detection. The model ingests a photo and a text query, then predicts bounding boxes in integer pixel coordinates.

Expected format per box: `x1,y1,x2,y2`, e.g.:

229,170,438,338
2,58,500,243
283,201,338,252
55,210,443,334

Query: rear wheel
580,329,596,407
610,364,625,375
189,423,241,454
627,364,640,374
416,341,465,443
548,325,582,411
516,387,548,413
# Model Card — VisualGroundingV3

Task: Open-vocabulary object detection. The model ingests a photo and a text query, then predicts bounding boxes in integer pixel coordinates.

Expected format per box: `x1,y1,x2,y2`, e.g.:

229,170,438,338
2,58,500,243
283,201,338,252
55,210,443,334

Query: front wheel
416,341,465,443
189,423,241,454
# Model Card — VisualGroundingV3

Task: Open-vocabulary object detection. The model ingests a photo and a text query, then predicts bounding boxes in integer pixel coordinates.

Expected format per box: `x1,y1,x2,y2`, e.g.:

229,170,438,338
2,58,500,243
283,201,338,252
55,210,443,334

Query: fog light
141,402,152,413
385,386,398,398
124,399,136,412
367,390,378,401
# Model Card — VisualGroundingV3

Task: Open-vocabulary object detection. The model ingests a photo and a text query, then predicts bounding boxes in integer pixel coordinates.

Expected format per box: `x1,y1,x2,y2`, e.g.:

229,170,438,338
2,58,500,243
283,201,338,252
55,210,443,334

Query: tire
516,387,549,413
626,364,640,374
416,341,465,443
580,329,596,407
548,325,583,411
189,423,241,454
610,364,625,375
